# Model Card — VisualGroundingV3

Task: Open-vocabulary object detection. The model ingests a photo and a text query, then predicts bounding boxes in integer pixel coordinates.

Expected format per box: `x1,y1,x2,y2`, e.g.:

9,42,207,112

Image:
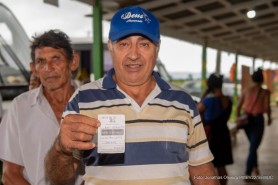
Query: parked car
183,79,241,99
0,65,28,100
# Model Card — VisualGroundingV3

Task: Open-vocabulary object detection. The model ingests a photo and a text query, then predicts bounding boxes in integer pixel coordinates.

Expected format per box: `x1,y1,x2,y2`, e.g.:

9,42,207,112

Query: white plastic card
97,114,125,153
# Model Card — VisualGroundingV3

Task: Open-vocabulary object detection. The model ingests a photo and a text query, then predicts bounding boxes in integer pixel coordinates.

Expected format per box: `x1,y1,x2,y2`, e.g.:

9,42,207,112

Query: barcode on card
101,129,124,135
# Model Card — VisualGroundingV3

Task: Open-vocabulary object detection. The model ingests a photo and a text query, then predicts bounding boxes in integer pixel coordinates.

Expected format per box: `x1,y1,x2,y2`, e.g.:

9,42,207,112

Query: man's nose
128,45,140,60
43,61,54,71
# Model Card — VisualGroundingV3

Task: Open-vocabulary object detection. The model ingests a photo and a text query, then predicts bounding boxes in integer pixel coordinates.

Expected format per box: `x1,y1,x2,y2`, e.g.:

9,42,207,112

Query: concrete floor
226,105,278,185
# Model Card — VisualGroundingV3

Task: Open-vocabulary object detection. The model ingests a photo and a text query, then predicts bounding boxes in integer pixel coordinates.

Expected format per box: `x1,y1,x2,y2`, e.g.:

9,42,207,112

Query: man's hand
58,114,100,154
45,114,98,185
189,162,220,185
2,161,30,185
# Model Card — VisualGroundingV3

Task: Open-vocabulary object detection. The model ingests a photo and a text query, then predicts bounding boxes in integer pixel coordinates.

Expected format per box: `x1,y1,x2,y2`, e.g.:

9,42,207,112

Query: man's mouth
126,64,141,69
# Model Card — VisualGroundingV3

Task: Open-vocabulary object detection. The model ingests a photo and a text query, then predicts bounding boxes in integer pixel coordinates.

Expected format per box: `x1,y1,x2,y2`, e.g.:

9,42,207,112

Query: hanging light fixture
247,10,256,19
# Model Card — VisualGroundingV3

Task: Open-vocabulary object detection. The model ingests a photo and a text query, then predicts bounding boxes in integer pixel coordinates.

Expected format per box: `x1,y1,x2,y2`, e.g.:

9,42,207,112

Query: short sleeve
187,104,214,166
0,100,24,165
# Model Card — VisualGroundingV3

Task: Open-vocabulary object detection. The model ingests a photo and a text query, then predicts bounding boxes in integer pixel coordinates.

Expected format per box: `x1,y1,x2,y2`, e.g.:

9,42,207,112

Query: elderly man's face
33,47,73,91
108,35,159,87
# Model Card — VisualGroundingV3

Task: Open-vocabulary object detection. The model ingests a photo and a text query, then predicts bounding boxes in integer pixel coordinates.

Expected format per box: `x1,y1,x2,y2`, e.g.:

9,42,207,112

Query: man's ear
107,40,113,52
29,62,39,77
71,52,80,72
156,41,161,55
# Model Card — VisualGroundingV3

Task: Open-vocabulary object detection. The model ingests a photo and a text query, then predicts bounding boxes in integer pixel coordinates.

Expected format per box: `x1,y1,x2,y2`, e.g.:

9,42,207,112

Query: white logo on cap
121,11,151,24
143,12,151,23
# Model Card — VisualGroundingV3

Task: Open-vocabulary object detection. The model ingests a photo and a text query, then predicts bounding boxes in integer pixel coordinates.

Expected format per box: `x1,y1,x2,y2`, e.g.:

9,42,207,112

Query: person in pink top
236,68,272,179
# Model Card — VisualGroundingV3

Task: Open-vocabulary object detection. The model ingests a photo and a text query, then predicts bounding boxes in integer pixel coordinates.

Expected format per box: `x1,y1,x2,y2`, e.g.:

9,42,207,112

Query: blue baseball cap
109,6,160,44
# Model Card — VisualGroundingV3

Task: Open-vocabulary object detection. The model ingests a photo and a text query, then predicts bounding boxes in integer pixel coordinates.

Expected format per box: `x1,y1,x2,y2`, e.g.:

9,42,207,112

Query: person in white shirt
0,29,82,185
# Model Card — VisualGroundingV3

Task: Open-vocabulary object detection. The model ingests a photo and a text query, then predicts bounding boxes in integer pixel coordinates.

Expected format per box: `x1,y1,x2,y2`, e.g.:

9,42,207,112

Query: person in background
28,66,41,90
0,29,83,185
198,73,233,185
45,6,219,185
236,68,272,180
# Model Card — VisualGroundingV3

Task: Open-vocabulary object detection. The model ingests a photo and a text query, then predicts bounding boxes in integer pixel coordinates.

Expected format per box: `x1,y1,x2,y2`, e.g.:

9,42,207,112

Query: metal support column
215,49,221,73
252,57,256,74
231,52,239,121
201,40,207,94
92,0,104,81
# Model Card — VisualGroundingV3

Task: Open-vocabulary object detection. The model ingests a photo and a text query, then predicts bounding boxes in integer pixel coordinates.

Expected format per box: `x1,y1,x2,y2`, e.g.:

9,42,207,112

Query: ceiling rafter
77,0,278,62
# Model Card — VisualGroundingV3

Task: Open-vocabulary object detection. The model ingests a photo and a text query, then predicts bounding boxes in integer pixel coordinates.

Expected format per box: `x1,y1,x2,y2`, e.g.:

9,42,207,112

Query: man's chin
43,84,61,92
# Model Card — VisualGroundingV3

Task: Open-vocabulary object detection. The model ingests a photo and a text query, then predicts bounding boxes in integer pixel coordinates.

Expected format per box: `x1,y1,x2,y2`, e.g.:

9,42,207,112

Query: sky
0,0,277,79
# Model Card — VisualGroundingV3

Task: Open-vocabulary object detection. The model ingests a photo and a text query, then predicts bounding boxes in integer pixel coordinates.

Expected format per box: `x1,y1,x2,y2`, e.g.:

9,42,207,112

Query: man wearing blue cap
45,6,219,185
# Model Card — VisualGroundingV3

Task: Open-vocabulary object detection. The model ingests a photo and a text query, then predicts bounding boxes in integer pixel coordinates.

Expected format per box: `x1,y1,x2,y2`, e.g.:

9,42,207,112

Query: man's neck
43,84,75,122
44,85,74,103
116,77,156,106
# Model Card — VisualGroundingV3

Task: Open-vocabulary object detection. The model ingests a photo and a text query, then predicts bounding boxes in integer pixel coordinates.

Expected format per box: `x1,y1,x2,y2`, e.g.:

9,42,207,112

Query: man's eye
140,43,149,47
119,42,128,47
52,56,61,61
36,60,45,65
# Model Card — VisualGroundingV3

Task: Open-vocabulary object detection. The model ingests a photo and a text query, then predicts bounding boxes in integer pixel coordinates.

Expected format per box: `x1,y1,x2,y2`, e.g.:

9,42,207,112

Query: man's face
108,35,159,87
33,47,72,91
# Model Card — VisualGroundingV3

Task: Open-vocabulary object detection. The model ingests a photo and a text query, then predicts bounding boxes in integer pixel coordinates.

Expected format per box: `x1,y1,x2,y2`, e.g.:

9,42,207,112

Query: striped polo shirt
63,69,213,185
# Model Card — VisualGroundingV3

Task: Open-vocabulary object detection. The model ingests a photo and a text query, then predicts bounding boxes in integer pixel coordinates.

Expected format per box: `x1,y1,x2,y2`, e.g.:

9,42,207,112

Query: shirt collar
30,81,79,106
103,69,117,89
102,68,171,90
30,85,44,106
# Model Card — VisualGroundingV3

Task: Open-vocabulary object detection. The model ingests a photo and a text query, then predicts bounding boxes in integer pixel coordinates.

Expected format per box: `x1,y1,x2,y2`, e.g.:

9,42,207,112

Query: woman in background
198,73,233,185
236,68,271,179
